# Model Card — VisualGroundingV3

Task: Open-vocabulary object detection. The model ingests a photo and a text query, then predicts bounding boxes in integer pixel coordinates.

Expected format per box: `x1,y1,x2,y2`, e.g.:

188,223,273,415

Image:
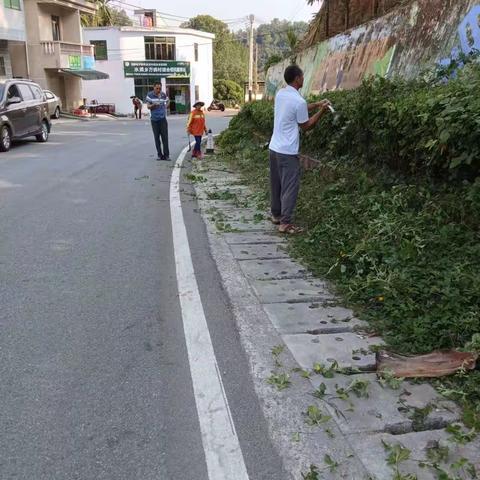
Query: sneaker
271,216,281,225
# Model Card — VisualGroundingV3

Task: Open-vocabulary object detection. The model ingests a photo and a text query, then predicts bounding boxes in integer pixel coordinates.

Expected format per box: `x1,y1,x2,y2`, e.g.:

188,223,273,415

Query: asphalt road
0,115,289,480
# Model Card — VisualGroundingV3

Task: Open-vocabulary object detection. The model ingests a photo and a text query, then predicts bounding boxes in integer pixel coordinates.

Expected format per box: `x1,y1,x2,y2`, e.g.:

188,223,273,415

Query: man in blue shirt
146,82,170,161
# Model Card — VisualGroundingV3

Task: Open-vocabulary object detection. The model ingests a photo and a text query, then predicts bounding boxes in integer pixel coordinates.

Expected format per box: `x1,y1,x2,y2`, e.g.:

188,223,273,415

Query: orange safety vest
186,109,206,136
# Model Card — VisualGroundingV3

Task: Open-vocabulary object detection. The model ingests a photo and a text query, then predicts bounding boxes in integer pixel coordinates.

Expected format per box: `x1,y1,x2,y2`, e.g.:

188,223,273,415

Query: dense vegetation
81,0,132,27
213,80,244,106
237,19,308,74
218,65,480,422
181,15,249,90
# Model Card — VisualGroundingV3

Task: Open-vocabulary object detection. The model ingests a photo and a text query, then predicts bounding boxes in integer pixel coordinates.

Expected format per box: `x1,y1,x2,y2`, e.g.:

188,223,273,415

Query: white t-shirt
269,85,309,155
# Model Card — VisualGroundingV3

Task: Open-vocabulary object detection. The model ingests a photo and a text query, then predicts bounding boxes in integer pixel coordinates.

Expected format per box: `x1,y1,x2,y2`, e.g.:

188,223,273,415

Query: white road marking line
170,145,250,480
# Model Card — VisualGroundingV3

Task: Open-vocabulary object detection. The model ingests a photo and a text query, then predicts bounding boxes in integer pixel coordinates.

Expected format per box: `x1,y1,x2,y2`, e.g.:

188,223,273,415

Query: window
30,85,44,100
0,57,6,77
7,84,20,101
194,43,198,62
143,12,154,27
17,84,34,101
4,0,21,10
144,36,175,60
51,15,61,41
90,40,108,60
45,91,55,100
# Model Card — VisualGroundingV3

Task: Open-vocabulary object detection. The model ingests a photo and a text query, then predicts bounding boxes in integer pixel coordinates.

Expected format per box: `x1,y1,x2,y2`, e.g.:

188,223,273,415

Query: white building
82,13,214,115
0,0,26,79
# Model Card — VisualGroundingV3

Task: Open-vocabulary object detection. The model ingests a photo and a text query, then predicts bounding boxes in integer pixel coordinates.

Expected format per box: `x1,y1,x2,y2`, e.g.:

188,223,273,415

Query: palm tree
286,28,299,56
82,0,113,27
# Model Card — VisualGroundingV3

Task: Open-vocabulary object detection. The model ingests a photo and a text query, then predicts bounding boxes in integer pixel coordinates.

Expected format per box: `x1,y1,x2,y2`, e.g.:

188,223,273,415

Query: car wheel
0,125,12,152
53,106,60,119
220,105,225,112
36,121,49,143
207,107,212,112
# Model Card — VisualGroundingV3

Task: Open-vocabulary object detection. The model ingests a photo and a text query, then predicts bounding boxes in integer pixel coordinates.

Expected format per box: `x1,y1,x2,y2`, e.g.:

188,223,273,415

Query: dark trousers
151,118,169,157
269,149,301,225
134,107,142,119
194,135,202,153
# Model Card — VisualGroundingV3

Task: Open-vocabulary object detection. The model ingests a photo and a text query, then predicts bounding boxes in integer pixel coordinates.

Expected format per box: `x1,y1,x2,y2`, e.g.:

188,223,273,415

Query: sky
124,0,320,27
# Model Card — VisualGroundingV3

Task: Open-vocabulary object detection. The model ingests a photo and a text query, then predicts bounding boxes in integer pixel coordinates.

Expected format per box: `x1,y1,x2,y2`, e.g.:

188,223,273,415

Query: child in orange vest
187,101,208,158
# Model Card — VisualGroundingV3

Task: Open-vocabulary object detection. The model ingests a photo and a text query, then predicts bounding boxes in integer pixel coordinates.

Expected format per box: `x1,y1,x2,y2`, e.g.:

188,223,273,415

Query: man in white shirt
269,65,331,234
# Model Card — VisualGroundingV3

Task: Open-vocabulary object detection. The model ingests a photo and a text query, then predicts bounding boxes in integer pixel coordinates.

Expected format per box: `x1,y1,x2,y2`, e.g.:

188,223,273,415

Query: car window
30,85,45,100
45,92,54,100
7,84,20,100
17,84,34,101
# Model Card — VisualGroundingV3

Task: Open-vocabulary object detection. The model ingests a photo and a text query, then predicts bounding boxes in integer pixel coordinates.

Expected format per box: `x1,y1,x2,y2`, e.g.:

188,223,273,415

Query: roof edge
83,26,215,39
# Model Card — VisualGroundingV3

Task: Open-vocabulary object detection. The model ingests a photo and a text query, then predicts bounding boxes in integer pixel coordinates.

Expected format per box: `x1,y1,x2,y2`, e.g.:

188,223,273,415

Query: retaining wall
266,0,480,98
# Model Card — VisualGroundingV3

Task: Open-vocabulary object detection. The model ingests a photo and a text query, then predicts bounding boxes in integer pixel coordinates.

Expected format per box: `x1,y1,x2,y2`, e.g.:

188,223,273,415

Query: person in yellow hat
187,101,208,159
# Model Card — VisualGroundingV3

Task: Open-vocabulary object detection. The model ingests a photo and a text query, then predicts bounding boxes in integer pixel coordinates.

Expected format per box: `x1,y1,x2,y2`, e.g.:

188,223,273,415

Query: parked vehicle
44,89,62,119
0,79,51,152
207,100,225,112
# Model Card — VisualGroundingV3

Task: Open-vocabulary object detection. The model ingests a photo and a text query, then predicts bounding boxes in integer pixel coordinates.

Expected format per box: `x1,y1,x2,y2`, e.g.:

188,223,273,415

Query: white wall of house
0,0,26,43
82,27,214,115
82,29,139,111
0,0,26,79
176,32,214,108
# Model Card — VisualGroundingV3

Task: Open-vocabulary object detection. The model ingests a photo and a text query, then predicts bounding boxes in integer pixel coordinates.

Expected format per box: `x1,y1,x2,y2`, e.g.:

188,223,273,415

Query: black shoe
164,156,171,161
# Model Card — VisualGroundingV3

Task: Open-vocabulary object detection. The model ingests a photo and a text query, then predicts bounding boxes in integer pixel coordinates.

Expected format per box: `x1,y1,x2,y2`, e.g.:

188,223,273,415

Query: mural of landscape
266,0,480,98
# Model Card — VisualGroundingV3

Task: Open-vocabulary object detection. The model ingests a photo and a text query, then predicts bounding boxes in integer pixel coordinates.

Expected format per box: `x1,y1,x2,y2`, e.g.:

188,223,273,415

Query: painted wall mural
266,0,480,99
459,5,480,53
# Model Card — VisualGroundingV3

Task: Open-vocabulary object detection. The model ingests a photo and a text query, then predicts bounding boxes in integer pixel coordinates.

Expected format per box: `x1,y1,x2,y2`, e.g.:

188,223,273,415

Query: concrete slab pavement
263,303,367,334
229,243,289,260
282,332,384,371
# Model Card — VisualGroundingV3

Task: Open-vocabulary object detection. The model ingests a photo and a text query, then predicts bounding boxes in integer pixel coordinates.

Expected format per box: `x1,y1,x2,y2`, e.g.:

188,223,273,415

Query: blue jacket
146,91,169,121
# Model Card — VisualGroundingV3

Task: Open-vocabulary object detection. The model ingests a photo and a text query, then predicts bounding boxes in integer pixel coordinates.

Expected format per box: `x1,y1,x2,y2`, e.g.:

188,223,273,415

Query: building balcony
40,41,94,69
37,0,96,15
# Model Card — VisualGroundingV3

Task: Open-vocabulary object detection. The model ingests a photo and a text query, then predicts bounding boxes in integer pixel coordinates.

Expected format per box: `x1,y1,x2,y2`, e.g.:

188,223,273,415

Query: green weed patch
216,69,480,418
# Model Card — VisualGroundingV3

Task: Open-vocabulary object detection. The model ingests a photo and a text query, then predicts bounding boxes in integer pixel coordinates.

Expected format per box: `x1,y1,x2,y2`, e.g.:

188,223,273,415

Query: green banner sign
69,55,81,70
123,61,190,78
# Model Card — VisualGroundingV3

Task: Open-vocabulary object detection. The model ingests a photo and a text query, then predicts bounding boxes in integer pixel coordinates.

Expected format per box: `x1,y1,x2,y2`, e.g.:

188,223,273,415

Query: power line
108,0,247,24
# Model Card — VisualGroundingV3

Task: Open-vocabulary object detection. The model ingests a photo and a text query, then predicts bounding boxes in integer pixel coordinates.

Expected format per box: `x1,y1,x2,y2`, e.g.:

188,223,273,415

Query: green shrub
213,79,244,106
305,65,480,179
217,70,480,410
222,64,480,180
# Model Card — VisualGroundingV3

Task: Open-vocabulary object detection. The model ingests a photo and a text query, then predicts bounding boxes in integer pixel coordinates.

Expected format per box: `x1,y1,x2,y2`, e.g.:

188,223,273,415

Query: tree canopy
237,18,308,76
181,15,248,83
82,0,132,27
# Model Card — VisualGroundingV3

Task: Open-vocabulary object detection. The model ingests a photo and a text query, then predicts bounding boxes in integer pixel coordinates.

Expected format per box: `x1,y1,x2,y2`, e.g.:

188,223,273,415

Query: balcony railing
40,41,94,69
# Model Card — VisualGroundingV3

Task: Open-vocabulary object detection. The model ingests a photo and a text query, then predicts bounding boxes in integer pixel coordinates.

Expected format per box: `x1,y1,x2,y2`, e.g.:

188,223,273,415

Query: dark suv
0,79,51,152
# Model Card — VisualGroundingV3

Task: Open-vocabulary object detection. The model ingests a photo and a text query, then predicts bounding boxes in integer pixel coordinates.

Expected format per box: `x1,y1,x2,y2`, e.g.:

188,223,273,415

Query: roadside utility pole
254,42,259,100
248,14,255,102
